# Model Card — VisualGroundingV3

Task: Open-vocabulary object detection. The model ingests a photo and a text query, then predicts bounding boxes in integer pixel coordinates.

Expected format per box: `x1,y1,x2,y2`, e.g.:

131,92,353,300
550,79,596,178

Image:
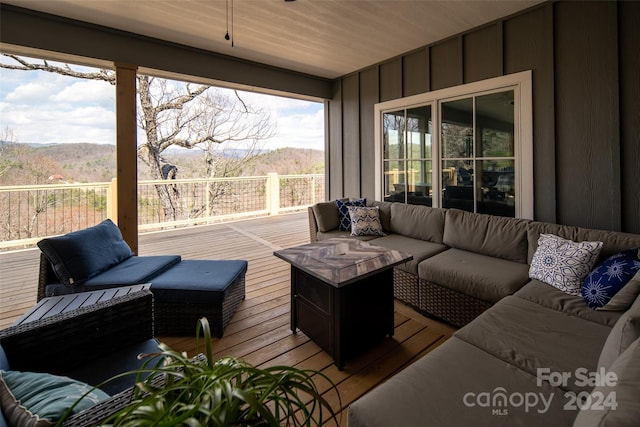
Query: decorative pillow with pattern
348,206,385,237
582,248,640,310
336,198,366,231
529,233,603,296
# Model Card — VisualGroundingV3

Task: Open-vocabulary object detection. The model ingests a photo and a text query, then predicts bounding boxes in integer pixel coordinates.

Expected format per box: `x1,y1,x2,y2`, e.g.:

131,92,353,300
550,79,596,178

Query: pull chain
224,0,234,47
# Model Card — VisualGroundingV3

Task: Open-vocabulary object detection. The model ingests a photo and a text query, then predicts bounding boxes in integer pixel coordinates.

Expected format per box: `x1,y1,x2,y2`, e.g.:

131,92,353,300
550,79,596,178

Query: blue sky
0,57,325,151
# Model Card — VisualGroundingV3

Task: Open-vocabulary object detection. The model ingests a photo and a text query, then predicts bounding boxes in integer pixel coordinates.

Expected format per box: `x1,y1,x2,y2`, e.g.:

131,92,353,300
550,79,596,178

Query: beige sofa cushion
369,234,447,275
419,248,530,303
443,209,529,263
316,230,379,242
389,203,445,243
574,337,640,427
527,221,640,264
311,201,340,232
598,295,640,370
515,280,622,327
455,296,611,394
348,337,577,427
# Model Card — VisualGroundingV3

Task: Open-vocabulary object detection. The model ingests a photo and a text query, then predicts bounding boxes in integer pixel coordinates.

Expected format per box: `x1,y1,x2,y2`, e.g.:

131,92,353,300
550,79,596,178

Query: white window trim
374,70,533,219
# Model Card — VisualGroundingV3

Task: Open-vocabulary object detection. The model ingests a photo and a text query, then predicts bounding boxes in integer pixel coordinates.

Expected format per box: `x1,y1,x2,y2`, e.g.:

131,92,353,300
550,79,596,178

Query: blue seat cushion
0,345,9,371
45,255,181,297
150,260,248,304
62,338,161,396
38,219,134,286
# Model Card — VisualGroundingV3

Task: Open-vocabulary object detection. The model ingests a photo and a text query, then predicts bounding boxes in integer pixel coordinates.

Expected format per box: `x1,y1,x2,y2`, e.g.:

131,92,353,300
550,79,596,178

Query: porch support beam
115,63,139,254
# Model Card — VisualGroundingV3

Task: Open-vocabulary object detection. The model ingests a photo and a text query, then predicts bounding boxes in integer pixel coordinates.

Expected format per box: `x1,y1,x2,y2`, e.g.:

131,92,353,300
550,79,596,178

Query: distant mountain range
0,142,324,185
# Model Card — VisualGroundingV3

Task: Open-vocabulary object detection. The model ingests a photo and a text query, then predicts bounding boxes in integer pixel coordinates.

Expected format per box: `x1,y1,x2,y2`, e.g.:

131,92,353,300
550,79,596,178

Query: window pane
476,91,514,157
408,160,432,206
477,160,515,216
441,98,473,159
442,160,474,212
406,105,432,160
384,160,406,203
383,111,405,160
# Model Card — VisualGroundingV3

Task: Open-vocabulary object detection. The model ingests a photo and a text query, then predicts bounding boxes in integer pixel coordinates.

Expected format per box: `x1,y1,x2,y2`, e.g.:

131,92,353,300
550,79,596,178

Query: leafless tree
0,54,276,220
0,126,20,179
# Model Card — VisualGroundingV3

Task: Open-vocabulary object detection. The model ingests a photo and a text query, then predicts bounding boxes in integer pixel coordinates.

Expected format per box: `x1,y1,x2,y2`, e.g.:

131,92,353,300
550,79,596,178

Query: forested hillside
0,142,324,185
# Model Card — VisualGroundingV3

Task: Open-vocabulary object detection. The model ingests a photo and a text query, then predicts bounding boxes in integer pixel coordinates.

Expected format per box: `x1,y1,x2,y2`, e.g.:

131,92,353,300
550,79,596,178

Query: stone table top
274,238,412,287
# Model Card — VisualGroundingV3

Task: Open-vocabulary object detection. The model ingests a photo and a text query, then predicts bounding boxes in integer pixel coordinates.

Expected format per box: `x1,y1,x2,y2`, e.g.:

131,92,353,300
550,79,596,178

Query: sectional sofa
308,200,640,426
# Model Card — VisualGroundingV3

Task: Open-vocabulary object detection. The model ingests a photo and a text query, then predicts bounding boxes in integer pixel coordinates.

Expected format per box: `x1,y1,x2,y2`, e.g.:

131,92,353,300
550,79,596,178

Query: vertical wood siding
618,1,640,234
327,1,640,233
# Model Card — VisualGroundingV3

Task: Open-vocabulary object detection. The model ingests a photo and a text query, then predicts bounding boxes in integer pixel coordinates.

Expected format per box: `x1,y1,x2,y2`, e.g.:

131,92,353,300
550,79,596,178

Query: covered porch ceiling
3,0,544,79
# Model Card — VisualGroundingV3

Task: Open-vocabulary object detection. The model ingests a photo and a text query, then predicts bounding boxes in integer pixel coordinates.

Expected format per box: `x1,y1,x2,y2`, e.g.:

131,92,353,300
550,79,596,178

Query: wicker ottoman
150,260,247,337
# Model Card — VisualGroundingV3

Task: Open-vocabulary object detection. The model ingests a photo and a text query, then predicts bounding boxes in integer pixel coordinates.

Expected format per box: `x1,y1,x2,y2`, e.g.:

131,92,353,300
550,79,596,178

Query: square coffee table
274,238,412,370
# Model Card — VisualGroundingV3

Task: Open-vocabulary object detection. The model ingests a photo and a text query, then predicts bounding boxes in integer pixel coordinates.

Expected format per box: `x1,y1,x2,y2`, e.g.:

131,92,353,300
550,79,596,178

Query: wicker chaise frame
37,252,57,301
154,273,246,337
0,290,154,426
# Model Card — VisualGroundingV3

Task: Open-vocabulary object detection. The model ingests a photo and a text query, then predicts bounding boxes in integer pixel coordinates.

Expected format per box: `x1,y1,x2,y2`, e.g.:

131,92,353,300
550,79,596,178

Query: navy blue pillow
336,198,366,231
582,248,640,310
37,219,134,286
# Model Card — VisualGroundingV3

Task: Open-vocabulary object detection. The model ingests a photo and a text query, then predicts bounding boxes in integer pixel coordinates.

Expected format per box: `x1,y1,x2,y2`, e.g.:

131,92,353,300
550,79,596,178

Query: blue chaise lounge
36,219,247,337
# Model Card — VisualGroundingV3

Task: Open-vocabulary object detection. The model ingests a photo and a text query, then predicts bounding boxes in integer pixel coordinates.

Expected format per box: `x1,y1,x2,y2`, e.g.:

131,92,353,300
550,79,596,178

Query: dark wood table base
290,266,394,370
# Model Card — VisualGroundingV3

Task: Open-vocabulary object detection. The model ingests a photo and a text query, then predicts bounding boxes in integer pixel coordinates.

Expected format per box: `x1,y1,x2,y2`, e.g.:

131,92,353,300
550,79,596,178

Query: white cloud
1,67,324,150
51,80,114,105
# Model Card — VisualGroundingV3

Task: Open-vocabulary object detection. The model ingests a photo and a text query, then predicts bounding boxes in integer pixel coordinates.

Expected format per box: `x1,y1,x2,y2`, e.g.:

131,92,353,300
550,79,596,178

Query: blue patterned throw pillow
582,248,640,310
348,206,385,237
529,234,603,296
336,198,366,231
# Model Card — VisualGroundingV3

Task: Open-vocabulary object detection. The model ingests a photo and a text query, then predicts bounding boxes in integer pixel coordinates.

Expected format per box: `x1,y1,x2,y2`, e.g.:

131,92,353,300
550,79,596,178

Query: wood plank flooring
0,212,454,424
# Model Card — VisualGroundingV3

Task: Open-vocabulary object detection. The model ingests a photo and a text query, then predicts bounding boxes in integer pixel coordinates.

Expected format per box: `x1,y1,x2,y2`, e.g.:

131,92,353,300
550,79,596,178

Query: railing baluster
0,174,325,248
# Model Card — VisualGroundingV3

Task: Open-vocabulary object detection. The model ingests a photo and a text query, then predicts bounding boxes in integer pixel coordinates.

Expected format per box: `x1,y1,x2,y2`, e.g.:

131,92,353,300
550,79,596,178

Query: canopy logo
462,387,553,415
462,367,619,416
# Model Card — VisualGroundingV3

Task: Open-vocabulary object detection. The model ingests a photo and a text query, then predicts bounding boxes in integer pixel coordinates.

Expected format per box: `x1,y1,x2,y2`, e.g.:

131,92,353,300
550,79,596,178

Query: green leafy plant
99,318,340,426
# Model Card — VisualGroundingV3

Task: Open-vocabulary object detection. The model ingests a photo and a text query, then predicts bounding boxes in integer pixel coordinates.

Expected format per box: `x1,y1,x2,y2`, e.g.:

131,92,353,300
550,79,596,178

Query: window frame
374,71,533,219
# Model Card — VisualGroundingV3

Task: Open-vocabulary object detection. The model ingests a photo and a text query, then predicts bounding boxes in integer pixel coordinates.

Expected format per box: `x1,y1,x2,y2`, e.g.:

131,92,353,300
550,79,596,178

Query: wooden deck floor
0,212,454,425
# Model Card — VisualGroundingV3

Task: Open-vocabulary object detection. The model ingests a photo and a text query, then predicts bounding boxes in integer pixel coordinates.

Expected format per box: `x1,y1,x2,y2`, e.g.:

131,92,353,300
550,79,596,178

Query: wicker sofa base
393,268,420,309
418,279,492,328
154,275,246,337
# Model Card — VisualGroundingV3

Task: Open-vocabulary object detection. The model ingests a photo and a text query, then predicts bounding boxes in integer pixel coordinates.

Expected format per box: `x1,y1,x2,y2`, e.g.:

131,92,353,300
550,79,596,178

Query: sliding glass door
383,105,433,206
375,71,533,219
441,90,516,216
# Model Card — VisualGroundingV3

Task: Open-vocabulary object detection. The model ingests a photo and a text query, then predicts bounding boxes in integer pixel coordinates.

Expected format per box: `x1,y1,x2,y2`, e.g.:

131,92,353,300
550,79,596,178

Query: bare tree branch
1,54,116,84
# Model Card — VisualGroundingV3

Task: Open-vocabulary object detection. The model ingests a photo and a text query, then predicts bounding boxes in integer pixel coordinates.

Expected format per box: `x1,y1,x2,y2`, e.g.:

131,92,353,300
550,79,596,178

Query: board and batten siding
327,0,640,234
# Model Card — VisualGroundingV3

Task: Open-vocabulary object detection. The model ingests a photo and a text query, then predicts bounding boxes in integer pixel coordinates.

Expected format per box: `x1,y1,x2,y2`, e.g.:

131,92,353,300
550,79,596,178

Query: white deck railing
0,173,324,249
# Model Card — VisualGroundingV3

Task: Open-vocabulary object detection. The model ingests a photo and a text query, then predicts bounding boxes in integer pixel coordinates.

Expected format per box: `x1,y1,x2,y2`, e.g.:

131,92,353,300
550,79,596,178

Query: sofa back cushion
37,219,134,286
443,209,529,263
527,221,640,265
597,294,640,370
574,337,640,427
311,201,341,233
367,200,393,231
389,203,445,243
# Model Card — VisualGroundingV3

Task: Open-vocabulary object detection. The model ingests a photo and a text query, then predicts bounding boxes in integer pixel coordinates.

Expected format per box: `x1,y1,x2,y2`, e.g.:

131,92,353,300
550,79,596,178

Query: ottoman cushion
150,260,248,304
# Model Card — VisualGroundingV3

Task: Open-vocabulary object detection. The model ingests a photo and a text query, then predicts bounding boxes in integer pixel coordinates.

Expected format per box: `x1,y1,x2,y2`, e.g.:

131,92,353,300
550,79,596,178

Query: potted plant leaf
90,317,339,426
